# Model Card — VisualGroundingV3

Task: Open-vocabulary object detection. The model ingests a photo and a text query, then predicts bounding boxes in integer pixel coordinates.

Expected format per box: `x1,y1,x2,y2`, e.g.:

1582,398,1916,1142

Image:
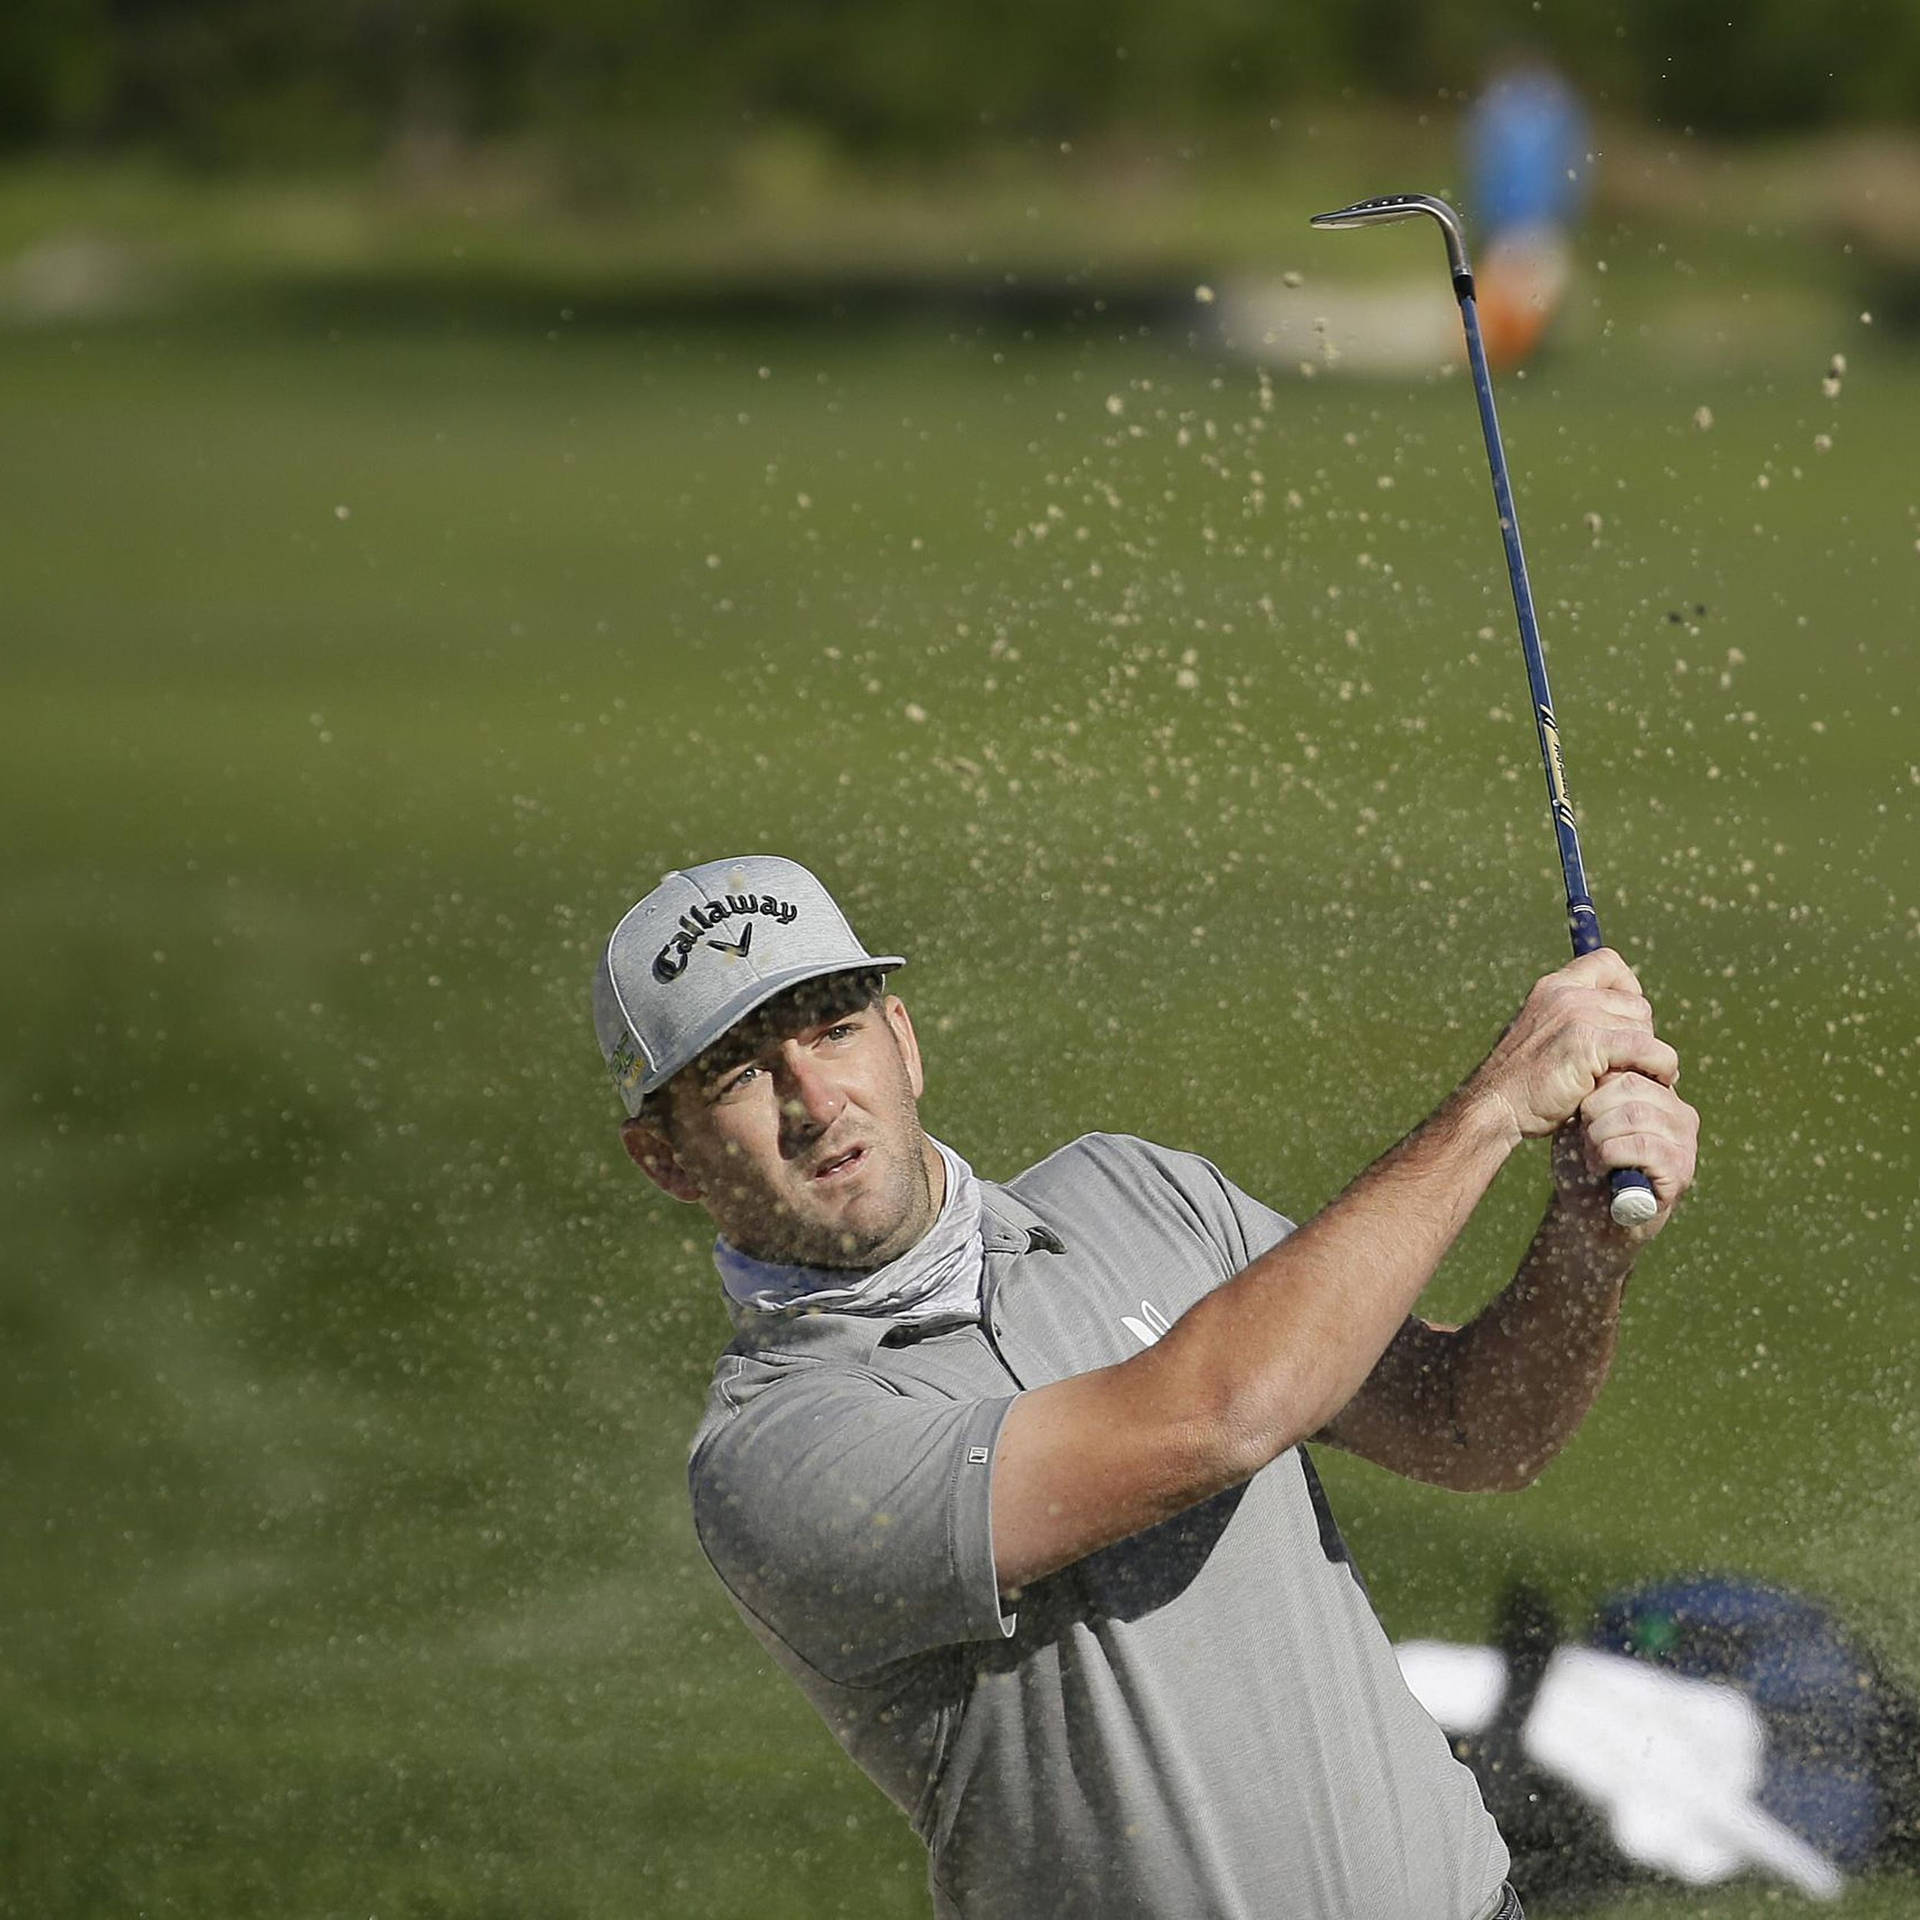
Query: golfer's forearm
1153,1085,1519,1480
1437,1199,1633,1486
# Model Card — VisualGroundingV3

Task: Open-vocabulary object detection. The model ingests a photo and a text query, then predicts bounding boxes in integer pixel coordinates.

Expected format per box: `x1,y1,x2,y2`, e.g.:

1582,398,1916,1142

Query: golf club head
1310,193,1472,286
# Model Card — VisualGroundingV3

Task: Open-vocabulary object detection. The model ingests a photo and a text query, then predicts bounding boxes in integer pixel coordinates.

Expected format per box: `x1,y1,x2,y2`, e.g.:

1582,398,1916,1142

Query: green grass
2,288,1916,1914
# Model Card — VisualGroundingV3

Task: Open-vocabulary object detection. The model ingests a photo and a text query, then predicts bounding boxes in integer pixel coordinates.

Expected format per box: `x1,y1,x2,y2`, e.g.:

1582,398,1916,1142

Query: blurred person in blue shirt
1466,57,1589,366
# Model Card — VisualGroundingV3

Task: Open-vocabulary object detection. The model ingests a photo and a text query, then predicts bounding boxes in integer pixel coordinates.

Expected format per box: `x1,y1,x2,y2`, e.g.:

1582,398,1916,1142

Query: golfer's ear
621,1115,702,1203
884,993,926,1100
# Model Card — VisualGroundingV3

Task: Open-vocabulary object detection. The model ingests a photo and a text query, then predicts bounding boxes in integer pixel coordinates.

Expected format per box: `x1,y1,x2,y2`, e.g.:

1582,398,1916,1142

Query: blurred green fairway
3,297,1917,1916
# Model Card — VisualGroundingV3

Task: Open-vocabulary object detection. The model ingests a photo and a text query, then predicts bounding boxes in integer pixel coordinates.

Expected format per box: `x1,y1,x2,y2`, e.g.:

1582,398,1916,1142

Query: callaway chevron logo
653,893,797,982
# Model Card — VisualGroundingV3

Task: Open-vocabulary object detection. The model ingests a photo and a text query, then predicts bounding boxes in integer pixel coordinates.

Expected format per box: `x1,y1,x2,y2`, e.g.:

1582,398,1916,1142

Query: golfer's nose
777,1045,842,1136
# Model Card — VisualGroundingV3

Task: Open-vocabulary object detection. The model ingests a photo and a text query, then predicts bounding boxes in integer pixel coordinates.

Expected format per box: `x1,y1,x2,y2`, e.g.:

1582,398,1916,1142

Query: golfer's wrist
1539,1183,1639,1280
1450,1078,1525,1160
1442,1081,1526,1170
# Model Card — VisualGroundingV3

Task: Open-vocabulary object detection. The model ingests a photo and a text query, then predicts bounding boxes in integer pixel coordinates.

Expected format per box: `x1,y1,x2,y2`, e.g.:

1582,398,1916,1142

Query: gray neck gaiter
713,1137,984,1324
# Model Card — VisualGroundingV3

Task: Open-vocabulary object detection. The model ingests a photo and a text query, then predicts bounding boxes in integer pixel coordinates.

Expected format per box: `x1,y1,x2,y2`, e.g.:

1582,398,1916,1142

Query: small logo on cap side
653,893,798,982
609,1034,647,1100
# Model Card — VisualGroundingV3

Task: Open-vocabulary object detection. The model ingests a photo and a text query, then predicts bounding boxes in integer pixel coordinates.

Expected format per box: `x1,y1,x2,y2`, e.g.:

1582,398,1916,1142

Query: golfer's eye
715,1063,762,1097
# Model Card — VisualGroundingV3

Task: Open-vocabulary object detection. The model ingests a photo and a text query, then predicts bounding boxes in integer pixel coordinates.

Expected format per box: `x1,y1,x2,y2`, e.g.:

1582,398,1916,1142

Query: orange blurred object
1476,225,1573,369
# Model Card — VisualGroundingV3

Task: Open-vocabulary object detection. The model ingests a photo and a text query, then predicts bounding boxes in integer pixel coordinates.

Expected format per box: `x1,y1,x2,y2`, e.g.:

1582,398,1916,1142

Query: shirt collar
977,1179,1053,1253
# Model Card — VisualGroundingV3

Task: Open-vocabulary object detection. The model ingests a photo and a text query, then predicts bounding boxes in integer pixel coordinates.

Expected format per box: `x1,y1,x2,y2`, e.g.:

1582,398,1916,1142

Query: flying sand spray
1310,192,1660,1229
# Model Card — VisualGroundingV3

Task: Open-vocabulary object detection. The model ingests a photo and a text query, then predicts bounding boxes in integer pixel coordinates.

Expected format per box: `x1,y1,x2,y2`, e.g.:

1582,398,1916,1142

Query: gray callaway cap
591,855,906,1114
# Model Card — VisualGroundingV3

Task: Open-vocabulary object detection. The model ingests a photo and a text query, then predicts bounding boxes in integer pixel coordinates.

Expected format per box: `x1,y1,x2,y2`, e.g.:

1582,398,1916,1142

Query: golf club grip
1569,907,1661,1227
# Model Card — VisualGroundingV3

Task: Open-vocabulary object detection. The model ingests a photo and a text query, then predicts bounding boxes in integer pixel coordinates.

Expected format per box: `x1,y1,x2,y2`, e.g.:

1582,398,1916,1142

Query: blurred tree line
4,0,1919,167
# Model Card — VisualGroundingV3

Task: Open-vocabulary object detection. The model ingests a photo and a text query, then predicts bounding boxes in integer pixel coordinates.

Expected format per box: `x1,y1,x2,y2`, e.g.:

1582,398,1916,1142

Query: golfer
593,855,1698,1919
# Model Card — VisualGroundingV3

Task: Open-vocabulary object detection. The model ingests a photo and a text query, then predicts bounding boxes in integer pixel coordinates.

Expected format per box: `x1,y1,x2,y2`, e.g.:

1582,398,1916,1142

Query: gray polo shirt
689,1132,1509,1918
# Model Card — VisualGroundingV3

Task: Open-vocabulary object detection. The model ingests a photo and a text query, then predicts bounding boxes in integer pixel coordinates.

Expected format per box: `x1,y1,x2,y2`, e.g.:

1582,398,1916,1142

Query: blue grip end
1608,1166,1660,1228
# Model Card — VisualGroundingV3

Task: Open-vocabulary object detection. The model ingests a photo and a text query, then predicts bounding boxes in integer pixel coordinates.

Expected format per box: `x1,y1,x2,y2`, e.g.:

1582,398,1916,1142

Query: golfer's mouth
811,1144,868,1182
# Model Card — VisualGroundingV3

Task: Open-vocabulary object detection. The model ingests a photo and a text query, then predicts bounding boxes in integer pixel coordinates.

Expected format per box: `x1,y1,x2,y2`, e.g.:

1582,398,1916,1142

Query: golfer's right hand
1469,949,1679,1143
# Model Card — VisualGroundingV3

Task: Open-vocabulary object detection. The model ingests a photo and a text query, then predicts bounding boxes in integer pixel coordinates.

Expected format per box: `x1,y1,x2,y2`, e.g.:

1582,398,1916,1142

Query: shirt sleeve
690,1364,1019,1685
1203,1157,1296,1268
1111,1134,1296,1274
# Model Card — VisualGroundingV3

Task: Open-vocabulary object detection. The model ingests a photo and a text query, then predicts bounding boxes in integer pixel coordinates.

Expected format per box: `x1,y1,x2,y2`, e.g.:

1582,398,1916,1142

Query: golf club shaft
1455,295,1600,955
1308,194,1657,1227
1448,283,1658,1228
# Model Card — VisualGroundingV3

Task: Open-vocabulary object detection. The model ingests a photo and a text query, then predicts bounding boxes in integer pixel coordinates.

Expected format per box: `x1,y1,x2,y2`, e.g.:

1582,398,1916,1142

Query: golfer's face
668,993,939,1269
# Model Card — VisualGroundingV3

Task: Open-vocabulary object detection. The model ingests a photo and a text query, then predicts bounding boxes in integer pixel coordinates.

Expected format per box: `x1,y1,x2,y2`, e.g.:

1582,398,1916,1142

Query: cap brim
634,955,905,1106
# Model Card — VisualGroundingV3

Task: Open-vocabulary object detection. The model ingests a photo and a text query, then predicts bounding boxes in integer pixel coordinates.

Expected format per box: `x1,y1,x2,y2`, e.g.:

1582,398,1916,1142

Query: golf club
1309,191,1660,1229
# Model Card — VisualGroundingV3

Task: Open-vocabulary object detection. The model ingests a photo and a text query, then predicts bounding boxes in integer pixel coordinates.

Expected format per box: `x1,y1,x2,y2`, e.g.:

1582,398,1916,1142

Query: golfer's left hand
1554,1071,1699,1237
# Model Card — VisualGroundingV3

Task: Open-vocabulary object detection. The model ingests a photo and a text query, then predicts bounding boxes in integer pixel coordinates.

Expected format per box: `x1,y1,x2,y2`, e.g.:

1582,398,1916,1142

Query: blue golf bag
1589,1576,1920,1876
1457,1577,1920,1907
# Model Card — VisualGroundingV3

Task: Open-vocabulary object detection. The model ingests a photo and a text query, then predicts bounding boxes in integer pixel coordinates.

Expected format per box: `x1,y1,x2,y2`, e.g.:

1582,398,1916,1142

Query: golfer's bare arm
989,950,1697,1597
1313,1088,1696,1493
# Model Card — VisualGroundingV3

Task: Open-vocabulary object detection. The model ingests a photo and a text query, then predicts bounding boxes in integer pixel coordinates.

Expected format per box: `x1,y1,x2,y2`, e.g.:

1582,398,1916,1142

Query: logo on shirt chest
1121,1300,1173,1348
